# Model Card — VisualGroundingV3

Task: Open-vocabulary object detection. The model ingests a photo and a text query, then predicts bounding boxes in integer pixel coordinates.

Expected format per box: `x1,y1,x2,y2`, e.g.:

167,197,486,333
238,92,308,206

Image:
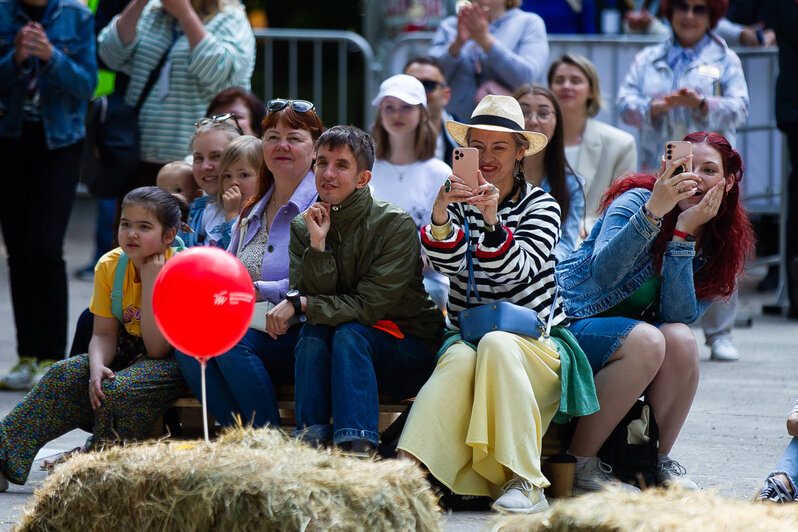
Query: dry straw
15,427,441,532
490,485,798,532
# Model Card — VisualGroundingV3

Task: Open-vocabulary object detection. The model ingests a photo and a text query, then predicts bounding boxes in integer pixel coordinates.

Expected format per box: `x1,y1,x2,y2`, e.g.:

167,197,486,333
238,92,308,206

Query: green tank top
597,275,662,322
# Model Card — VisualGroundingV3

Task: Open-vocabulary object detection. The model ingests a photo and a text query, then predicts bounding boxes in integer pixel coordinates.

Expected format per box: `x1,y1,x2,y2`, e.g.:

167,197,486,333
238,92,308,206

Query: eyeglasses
266,99,316,114
195,112,244,134
418,79,444,93
674,1,709,16
521,108,555,123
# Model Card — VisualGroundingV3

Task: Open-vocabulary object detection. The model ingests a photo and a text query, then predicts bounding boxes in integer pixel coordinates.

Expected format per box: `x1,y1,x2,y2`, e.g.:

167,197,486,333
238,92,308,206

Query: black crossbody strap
134,32,176,113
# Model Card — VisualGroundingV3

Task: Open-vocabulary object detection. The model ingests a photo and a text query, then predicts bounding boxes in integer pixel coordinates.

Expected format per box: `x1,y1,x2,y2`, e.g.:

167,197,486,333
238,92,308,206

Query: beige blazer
566,118,638,233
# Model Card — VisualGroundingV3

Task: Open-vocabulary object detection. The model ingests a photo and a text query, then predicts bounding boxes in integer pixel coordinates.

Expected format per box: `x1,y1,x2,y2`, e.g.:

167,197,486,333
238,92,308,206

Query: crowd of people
0,0,796,514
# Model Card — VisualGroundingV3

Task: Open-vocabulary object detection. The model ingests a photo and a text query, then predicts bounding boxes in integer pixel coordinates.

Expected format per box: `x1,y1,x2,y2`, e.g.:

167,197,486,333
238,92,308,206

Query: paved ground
0,196,796,530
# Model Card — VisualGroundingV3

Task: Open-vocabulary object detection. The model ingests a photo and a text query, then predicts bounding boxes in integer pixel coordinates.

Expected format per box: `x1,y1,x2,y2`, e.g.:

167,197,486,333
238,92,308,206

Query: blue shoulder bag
458,216,557,342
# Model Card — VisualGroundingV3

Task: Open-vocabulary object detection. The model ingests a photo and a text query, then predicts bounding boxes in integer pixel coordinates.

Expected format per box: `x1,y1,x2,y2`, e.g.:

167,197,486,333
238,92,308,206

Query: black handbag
83,41,173,198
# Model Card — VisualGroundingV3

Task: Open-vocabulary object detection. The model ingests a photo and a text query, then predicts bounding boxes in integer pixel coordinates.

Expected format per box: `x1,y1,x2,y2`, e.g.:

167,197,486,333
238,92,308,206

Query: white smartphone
665,140,692,175
452,147,479,189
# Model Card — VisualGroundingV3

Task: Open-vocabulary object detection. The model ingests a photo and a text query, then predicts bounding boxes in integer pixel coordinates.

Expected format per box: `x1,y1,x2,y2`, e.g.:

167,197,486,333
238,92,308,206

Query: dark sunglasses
266,99,316,113
195,112,244,134
418,79,444,93
674,1,709,16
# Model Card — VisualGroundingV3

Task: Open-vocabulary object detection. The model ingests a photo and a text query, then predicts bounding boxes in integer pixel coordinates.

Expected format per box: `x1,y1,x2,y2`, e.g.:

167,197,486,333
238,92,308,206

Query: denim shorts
567,316,645,374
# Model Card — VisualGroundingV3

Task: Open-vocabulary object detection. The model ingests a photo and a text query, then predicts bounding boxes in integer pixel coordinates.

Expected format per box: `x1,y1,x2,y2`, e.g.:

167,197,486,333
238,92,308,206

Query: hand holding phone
665,140,692,175
452,147,479,190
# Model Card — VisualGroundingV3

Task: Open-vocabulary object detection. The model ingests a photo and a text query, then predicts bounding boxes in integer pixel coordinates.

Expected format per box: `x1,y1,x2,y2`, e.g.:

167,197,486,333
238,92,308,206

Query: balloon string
200,359,209,444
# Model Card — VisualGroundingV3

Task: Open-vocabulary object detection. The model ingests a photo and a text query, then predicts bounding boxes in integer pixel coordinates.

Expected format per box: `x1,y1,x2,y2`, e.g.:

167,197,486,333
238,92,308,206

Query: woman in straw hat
397,95,597,514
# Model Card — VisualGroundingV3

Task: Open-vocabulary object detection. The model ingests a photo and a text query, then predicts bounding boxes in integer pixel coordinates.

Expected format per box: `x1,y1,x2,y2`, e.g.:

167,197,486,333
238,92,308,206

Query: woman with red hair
556,132,754,493
618,0,749,362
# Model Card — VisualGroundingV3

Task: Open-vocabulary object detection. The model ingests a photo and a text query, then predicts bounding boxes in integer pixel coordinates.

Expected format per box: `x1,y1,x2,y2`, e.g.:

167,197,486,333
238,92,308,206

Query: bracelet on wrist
430,218,453,240
672,229,696,242
641,205,663,227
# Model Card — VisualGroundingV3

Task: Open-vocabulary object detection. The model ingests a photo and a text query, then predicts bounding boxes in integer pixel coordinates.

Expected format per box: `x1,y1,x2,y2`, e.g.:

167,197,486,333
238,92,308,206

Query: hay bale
15,427,441,532
490,486,798,532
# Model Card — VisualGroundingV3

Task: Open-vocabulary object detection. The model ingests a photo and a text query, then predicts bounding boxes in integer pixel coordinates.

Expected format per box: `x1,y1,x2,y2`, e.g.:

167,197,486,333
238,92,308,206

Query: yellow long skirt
397,331,561,497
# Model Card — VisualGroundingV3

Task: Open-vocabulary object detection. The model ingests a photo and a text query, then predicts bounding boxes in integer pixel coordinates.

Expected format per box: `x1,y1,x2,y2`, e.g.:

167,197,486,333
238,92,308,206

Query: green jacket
289,187,444,355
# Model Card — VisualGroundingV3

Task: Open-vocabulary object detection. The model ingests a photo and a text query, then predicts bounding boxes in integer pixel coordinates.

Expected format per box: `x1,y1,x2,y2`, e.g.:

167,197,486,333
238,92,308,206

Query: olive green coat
289,187,443,354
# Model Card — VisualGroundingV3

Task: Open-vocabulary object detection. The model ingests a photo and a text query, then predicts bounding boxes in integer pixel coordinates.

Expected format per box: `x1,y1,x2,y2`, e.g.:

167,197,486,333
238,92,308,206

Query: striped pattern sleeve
186,7,256,100
474,187,561,285
420,203,468,277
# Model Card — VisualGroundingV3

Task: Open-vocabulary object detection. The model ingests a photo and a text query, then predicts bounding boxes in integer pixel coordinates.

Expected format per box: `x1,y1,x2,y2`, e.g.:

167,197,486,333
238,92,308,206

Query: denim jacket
617,31,748,171
0,0,97,149
178,195,234,249
556,188,711,323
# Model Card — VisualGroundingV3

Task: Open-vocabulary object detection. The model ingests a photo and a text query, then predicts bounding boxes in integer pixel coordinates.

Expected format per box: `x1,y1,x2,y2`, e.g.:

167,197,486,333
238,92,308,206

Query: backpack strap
111,251,129,323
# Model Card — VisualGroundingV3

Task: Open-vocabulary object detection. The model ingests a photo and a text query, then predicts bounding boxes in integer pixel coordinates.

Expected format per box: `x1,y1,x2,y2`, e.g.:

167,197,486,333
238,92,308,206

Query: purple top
228,170,318,304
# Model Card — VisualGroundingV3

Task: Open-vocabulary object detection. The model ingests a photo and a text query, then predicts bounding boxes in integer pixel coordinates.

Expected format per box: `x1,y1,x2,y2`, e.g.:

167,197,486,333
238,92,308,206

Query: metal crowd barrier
253,28,381,130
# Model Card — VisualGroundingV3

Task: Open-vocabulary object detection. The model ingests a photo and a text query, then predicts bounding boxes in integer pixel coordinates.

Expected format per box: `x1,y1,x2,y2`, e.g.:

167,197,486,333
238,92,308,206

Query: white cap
371,74,427,108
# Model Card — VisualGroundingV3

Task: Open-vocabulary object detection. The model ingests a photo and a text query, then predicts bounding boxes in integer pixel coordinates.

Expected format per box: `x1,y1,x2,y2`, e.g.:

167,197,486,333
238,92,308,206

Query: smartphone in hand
452,147,479,189
665,141,692,175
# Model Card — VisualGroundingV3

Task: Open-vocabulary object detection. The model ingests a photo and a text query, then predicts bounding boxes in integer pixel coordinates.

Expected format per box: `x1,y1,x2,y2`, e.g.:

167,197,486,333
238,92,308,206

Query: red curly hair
598,132,754,300
661,0,728,30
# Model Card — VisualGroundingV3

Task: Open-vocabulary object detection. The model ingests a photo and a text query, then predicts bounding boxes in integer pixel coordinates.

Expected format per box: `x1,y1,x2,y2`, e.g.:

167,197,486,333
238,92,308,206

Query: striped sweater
422,182,568,329
97,0,255,163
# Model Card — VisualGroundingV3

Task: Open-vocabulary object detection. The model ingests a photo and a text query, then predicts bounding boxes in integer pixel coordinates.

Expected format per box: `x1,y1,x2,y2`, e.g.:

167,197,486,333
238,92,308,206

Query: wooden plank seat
166,385,414,437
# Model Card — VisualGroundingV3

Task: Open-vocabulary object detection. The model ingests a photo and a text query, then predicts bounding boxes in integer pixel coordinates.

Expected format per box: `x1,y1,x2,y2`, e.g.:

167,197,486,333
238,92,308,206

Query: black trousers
784,123,798,315
0,122,83,361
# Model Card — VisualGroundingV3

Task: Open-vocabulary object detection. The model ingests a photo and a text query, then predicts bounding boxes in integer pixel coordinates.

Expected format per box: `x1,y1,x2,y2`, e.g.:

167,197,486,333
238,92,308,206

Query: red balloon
153,247,255,360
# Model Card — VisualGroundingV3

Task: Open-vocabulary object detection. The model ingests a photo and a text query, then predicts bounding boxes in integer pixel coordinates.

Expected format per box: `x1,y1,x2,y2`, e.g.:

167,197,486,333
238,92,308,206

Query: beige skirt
397,331,561,497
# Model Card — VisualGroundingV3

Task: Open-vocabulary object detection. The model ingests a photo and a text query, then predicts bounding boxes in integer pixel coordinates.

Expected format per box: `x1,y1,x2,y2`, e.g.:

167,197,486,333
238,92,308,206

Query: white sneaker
492,477,548,513
710,336,739,361
656,457,699,490
572,457,641,494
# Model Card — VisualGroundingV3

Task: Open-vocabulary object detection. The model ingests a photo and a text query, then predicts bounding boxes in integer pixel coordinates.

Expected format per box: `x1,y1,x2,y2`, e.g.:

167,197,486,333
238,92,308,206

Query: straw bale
490,486,798,532
15,427,441,532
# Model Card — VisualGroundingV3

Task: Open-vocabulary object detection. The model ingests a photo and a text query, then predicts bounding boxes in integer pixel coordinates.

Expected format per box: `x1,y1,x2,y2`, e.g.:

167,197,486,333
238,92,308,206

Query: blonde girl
217,135,262,223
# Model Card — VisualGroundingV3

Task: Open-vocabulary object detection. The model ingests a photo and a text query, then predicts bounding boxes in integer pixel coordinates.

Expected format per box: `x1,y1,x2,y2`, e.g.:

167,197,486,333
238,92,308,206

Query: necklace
391,161,424,182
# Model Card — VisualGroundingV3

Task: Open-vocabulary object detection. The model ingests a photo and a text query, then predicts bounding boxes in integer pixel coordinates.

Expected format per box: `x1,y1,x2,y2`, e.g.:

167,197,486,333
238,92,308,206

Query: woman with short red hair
556,132,755,493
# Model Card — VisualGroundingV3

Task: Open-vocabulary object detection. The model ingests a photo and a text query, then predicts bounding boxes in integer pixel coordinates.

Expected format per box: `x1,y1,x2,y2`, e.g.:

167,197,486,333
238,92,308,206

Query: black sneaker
755,476,795,503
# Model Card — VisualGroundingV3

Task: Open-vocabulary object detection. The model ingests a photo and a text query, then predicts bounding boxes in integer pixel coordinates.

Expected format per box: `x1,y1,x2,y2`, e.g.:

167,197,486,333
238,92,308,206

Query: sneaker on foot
492,477,548,513
657,457,699,490
30,359,56,389
573,457,640,494
709,336,739,361
0,358,38,390
755,476,795,503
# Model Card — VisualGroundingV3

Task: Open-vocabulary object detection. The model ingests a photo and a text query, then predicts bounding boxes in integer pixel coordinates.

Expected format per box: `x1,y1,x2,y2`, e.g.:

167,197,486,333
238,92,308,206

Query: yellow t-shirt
89,247,175,337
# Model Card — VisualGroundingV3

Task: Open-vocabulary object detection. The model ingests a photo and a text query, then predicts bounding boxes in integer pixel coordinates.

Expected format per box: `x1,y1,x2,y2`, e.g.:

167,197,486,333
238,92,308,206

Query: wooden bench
162,385,414,438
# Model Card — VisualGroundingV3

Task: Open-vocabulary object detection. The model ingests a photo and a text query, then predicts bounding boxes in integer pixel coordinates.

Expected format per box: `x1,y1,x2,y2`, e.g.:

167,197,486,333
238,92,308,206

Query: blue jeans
294,322,434,446
176,327,298,427
771,437,798,492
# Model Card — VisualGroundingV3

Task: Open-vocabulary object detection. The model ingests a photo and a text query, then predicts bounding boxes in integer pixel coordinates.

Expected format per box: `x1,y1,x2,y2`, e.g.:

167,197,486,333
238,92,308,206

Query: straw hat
445,94,548,156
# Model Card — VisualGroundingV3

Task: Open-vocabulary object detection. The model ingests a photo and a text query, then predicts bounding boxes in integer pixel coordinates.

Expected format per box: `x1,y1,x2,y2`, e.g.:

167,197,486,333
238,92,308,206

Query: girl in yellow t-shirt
0,187,189,490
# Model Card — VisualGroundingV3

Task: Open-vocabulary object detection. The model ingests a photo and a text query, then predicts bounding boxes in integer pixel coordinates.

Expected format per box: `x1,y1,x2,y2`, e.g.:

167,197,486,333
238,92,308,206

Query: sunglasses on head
194,112,244,134
418,79,444,92
674,1,709,16
266,99,316,114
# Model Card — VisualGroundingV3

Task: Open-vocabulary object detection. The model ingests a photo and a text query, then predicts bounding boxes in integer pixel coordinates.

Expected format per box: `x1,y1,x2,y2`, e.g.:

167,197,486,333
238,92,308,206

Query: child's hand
788,411,798,438
89,366,115,410
140,253,166,285
222,184,243,221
